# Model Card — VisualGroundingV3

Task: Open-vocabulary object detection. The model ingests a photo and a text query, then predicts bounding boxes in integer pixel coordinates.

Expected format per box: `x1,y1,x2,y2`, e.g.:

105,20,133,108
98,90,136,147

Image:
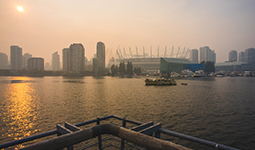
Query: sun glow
17,6,23,12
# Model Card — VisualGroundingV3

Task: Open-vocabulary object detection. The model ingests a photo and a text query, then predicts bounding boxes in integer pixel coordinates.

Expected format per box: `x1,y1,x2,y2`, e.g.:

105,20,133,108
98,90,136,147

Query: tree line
110,61,141,76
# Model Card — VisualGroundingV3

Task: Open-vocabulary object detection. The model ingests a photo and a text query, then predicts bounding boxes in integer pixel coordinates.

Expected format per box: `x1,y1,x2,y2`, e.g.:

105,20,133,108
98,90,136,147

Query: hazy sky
1,0,255,64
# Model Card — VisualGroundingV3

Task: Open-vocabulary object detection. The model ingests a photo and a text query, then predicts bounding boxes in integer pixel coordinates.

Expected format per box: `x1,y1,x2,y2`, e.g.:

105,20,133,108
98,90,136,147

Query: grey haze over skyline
0,0,255,64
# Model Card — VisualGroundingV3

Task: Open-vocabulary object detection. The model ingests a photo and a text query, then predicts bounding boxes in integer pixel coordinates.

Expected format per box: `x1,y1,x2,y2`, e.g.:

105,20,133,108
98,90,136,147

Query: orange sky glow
0,0,255,64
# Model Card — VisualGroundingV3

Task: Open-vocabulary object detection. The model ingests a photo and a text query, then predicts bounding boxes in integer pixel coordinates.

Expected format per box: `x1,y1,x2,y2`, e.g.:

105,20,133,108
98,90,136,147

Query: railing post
121,117,126,150
97,118,102,150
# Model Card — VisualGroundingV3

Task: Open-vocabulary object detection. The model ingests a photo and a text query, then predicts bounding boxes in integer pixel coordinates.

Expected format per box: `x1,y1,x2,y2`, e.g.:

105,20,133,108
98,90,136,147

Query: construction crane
129,47,133,58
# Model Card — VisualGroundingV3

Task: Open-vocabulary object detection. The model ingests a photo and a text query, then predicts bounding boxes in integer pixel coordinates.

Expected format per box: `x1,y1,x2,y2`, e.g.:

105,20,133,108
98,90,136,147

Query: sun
17,6,23,12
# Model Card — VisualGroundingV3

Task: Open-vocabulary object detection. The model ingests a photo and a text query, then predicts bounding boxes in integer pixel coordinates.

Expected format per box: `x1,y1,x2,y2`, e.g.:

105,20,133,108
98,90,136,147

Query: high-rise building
96,41,105,72
27,57,44,71
239,51,245,62
0,52,8,69
190,49,198,63
45,62,51,70
62,43,85,72
52,51,60,71
199,46,216,63
23,53,32,69
229,50,237,62
62,48,70,72
10,45,22,70
93,58,98,75
244,48,255,63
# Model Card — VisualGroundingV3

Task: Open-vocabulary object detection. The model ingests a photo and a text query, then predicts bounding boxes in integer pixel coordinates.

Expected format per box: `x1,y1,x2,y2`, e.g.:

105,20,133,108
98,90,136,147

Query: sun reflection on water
1,77,40,144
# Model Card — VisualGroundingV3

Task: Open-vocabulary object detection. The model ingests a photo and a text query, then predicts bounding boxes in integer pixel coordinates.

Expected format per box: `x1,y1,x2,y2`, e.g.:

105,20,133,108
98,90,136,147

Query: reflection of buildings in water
2,77,40,144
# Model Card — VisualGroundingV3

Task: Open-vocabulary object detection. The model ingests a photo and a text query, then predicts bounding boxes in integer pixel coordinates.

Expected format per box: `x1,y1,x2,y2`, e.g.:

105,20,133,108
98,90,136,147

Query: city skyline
0,0,255,64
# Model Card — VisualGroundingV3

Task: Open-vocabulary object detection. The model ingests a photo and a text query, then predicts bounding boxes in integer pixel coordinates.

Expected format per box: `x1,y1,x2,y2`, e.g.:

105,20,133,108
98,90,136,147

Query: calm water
0,76,254,149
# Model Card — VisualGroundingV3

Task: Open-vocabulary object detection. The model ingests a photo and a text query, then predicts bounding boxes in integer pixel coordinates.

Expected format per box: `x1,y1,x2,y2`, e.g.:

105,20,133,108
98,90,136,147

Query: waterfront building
190,49,198,63
229,50,237,62
199,46,216,63
27,57,44,71
96,41,105,72
245,48,255,63
70,43,85,72
239,52,245,62
22,53,32,69
160,58,204,75
62,48,70,71
52,51,60,71
0,52,8,69
10,45,22,70
93,58,99,75
45,62,51,70
62,43,85,72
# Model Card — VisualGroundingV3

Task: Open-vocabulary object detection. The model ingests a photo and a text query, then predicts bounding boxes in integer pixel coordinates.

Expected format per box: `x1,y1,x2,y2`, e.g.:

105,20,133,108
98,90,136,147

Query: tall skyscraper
62,43,85,72
0,52,8,69
199,46,216,63
96,41,105,72
190,49,198,63
229,50,237,62
23,53,32,69
239,51,245,62
70,43,85,72
27,57,44,71
52,51,60,71
93,58,98,75
244,48,255,63
10,45,22,70
62,48,70,72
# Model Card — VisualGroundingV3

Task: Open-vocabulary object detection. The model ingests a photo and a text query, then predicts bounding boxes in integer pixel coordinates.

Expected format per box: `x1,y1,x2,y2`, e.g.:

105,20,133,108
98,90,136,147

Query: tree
119,62,125,75
126,61,133,76
111,65,117,76
134,67,141,75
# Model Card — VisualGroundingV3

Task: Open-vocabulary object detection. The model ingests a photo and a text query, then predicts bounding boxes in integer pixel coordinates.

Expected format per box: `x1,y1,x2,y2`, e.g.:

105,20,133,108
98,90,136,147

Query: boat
145,78,176,85
192,70,205,77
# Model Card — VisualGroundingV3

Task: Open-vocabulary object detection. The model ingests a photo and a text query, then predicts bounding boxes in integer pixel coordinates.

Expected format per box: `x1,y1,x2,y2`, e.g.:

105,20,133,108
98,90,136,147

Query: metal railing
0,115,239,150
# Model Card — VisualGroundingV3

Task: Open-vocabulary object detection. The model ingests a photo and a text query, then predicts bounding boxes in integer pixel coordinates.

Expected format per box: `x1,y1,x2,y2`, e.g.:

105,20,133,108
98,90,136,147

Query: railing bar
0,130,57,149
112,115,143,125
159,129,239,150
